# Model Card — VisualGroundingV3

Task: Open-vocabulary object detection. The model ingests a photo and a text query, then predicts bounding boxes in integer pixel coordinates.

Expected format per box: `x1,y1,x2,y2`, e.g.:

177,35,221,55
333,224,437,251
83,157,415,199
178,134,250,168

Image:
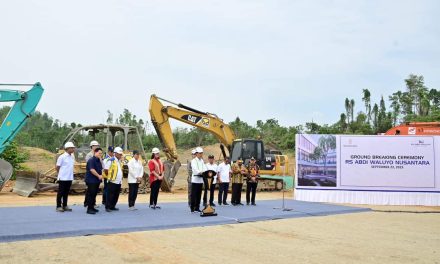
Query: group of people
55,141,164,214
188,147,260,213
55,140,260,215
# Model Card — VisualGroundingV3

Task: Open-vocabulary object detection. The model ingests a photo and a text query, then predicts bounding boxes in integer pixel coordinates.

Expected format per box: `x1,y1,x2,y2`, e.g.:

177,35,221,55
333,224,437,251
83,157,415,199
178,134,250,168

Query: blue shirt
85,156,103,184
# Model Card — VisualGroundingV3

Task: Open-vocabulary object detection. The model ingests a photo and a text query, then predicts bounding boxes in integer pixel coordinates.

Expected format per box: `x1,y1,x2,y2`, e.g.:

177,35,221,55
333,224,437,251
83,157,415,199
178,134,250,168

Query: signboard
296,134,440,192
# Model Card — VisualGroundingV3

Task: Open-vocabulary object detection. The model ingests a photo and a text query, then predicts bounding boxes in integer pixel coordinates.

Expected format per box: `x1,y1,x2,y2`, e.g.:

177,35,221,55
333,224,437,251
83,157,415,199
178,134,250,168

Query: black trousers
56,180,72,208
85,183,100,210
150,180,162,206
190,183,203,211
128,183,139,207
218,182,229,204
83,182,88,206
231,183,243,204
246,182,258,204
106,182,121,209
187,177,192,207
102,179,108,205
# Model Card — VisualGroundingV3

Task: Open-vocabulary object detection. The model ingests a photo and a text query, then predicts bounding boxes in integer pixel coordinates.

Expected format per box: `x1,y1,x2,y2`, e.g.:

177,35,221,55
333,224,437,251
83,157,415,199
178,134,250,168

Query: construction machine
149,95,290,192
0,83,44,192
14,124,149,197
385,122,440,135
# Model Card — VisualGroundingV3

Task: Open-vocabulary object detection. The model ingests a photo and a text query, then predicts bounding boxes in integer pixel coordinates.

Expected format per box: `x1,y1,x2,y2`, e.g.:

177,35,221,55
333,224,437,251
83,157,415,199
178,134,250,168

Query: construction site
1,1,440,264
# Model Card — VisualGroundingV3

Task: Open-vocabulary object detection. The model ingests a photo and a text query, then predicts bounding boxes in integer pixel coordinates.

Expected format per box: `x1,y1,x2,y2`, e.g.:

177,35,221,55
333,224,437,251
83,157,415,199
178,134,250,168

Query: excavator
149,95,290,192
0,83,44,192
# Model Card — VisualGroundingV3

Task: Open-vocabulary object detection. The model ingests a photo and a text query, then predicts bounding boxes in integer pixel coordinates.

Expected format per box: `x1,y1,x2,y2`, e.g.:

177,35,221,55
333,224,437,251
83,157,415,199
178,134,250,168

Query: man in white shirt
102,146,115,205
190,147,207,213
187,149,196,207
217,156,232,206
105,147,124,212
127,150,144,210
85,140,100,162
204,154,218,207
56,142,76,212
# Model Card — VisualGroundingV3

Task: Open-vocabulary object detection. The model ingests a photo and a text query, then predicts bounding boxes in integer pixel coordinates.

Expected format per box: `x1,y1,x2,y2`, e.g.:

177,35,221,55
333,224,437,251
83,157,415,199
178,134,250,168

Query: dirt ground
1,189,440,264
1,147,439,263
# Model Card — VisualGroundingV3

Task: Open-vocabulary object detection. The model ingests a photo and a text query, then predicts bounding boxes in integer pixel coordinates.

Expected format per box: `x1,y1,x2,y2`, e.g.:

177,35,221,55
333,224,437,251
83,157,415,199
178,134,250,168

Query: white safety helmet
152,147,160,154
64,142,76,149
114,147,124,154
195,147,203,153
90,140,100,147
191,149,196,155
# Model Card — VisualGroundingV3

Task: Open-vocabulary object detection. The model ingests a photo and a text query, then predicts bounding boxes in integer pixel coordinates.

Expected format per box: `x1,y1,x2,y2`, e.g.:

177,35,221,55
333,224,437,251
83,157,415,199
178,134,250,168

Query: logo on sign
345,160,353,164
408,127,416,135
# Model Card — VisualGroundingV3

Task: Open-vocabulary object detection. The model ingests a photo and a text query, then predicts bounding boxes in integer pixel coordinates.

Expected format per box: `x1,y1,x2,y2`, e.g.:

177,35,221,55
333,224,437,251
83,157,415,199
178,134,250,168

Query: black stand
273,180,293,211
199,170,218,217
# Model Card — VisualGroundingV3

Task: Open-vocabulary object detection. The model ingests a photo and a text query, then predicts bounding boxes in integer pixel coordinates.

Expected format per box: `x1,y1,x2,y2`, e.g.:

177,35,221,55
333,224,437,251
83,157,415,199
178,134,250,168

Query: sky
1,0,439,132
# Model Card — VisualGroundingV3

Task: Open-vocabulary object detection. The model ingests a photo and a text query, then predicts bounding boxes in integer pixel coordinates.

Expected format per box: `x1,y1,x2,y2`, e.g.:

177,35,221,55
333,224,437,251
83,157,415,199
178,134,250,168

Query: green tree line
0,74,438,155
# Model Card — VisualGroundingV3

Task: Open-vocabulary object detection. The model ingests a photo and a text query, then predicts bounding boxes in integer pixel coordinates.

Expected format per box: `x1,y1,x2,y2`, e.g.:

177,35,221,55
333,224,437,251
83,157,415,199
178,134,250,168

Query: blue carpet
0,199,369,243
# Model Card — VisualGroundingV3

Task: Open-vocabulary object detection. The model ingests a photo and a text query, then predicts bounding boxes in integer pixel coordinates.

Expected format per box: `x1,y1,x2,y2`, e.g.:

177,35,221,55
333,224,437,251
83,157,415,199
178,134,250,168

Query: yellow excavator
149,95,290,192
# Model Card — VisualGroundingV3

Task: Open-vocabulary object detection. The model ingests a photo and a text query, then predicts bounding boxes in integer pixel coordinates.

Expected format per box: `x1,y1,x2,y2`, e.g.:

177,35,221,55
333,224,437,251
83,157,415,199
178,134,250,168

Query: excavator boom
149,94,236,191
0,83,44,192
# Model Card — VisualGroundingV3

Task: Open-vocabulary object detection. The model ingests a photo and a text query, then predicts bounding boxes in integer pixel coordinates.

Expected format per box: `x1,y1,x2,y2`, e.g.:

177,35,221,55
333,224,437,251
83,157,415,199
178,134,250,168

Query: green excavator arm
0,83,44,192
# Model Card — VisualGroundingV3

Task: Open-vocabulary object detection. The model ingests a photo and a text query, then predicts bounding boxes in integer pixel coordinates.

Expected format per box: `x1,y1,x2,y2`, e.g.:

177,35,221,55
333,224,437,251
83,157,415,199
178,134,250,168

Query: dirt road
1,190,439,264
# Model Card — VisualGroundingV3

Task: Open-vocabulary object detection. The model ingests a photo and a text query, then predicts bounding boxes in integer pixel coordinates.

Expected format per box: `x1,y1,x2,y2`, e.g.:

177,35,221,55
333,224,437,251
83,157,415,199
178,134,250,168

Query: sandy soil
1,147,439,263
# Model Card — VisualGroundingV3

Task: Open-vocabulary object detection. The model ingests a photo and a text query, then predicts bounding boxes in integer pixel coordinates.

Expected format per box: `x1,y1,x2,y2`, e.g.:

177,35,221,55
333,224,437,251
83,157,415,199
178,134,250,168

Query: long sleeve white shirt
127,158,144,184
191,157,207,183
206,163,219,184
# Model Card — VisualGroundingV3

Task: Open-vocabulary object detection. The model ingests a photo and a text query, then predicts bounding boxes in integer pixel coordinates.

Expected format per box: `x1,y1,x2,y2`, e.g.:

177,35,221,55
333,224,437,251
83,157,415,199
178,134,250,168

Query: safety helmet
152,147,160,154
195,147,203,153
64,142,76,149
114,147,124,154
90,140,100,147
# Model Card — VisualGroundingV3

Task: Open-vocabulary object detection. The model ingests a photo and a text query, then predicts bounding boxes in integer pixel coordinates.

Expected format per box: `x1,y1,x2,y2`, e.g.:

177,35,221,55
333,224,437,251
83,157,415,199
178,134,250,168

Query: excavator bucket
161,160,181,192
0,159,13,192
13,171,40,197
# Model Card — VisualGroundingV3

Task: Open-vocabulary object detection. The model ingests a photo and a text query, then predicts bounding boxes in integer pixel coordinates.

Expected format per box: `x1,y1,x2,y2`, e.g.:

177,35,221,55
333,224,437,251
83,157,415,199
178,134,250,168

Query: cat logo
201,118,210,128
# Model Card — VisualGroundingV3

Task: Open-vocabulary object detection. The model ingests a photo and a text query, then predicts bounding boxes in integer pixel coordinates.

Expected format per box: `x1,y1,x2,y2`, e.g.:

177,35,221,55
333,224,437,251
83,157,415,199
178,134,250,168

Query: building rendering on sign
297,134,337,187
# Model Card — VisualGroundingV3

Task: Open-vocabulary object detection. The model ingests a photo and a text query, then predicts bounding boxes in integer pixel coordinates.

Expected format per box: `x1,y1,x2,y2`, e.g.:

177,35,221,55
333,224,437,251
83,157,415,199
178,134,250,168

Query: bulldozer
13,124,150,197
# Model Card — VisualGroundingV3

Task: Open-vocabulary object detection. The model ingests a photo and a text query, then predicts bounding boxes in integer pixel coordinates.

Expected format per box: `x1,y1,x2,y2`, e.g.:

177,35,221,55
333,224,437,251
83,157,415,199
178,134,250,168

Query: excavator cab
230,139,276,170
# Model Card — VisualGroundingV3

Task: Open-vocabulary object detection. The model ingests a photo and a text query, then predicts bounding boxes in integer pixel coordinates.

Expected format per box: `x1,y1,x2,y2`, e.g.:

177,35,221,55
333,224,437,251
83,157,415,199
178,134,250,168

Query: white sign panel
296,134,440,192
340,136,435,190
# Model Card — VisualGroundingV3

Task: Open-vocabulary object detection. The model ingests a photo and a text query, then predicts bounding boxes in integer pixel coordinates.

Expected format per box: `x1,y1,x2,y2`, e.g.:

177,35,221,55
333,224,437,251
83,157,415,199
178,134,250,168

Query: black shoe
86,209,96,215
238,203,244,206
106,208,112,212
218,202,222,206
246,203,250,206
252,203,256,206
150,205,156,210
195,209,201,212
93,208,99,212
210,203,216,207
155,205,161,209
223,202,229,206
111,208,119,211
232,203,237,206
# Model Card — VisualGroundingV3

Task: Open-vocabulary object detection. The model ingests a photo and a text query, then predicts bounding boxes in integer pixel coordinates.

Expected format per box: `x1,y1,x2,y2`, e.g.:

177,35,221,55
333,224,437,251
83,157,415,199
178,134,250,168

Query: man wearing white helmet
190,147,207,213
105,147,124,212
187,149,196,207
148,147,164,209
84,140,100,207
85,140,100,162
55,142,76,212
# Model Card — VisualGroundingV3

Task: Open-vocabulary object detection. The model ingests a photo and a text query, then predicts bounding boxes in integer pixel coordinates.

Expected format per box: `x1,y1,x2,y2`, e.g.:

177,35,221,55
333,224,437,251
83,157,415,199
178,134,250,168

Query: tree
317,135,336,175
362,89,371,123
